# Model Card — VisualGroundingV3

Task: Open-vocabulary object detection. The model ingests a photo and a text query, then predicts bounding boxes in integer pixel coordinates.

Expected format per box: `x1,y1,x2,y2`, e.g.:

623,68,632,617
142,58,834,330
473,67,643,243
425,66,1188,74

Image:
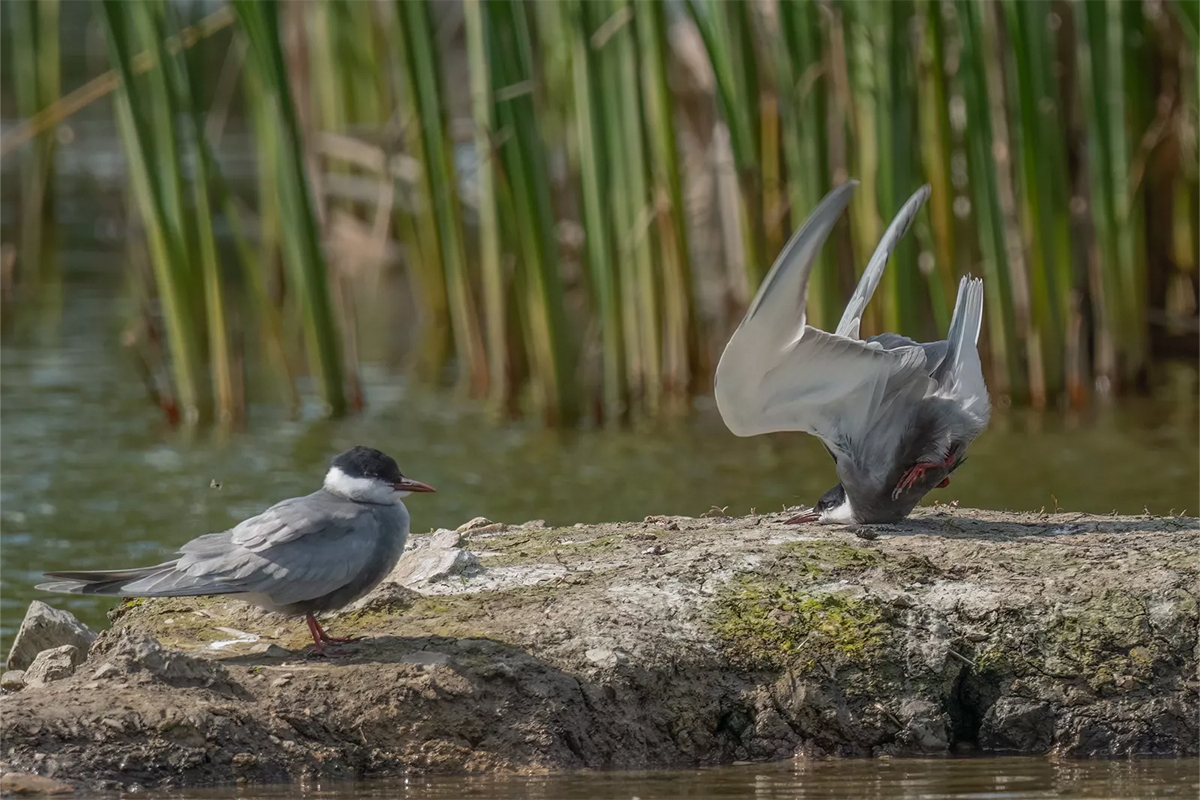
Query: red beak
394,477,436,493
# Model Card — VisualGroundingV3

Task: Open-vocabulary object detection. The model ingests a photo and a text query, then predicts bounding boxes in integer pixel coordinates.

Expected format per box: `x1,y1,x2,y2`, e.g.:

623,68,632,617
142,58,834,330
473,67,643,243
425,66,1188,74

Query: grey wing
739,326,935,451
716,181,858,436
834,185,931,339
736,180,858,339
931,277,990,418
119,496,382,607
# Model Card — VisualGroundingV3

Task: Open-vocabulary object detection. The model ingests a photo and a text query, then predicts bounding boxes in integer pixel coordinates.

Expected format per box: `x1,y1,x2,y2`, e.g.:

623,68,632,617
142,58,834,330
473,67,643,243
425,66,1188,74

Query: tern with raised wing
715,181,990,524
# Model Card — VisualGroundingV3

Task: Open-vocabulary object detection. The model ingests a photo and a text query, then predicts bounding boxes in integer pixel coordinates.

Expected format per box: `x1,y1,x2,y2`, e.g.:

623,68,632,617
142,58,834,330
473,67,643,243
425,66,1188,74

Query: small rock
1,669,27,692
456,516,494,532
348,582,420,614
851,526,879,540
248,643,291,659
642,544,669,555
0,772,75,795
24,645,80,687
91,662,120,680
430,528,464,549
520,519,547,529
270,676,291,688
6,601,97,670
979,698,1054,753
388,543,479,589
1114,675,1138,690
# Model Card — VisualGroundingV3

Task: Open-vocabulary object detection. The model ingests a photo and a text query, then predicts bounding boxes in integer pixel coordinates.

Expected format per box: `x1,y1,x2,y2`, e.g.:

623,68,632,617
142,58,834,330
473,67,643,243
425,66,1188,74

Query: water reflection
156,757,1200,799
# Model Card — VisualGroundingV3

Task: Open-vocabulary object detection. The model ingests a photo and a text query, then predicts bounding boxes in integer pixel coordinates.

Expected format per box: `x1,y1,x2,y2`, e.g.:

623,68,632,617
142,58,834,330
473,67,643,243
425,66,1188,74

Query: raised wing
715,180,936,448
835,185,931,339
931,276,990,417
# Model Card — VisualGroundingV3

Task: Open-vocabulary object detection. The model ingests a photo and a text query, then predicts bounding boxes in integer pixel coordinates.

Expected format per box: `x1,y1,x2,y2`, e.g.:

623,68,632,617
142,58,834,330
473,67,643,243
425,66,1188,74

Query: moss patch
711,576,888,671
477,528,622,567
777,541,881,581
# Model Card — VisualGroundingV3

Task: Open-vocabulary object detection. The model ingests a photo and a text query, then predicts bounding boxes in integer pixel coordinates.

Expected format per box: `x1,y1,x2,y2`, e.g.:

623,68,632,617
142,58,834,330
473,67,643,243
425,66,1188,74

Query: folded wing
39,495,383,608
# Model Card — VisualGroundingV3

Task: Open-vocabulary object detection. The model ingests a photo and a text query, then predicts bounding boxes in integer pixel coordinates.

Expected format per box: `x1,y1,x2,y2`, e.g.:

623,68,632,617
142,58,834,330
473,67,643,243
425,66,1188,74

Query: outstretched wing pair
714,181,988,466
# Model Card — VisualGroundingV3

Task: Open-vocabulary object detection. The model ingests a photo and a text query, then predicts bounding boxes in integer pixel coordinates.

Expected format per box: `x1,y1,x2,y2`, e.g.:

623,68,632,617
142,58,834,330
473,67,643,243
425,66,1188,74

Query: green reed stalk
956,0,1022,400
684,0,763,290
877,0,922,337
234,0,347,416
637,0,698,405
377,3,451,382
1075,0,1122,388
487,0,578,425
840,1,883,333
160,1,237,425
1118,0,1149,382
1003,0,1070,400
592,3,645,407
102,0,206,423
464,0,511,413
777,0,837,331
608,0,661,415
916,0,956,332
395,0,488,398
570,0,626,422
9,0,60,284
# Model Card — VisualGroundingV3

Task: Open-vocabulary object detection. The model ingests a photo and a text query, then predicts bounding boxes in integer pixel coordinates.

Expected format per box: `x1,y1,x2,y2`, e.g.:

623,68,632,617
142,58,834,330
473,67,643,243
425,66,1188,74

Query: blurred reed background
2,0,1196,429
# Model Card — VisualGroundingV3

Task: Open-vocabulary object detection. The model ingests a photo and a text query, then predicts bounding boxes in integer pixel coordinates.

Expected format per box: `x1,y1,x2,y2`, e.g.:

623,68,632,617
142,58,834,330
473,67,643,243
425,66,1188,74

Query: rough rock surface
0,772,75,795
22,646,82,688
5,601,97,671
1,507,1196,792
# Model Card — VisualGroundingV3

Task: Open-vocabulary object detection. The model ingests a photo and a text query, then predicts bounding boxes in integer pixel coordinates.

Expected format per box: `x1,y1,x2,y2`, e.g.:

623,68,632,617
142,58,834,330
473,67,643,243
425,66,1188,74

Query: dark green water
154,758,1200,799
3,249,1199,653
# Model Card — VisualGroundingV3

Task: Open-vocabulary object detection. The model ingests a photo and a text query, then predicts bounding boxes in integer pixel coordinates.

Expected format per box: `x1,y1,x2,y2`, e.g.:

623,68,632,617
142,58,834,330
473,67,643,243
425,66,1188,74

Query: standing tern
715,180,990,524
37,446,435,656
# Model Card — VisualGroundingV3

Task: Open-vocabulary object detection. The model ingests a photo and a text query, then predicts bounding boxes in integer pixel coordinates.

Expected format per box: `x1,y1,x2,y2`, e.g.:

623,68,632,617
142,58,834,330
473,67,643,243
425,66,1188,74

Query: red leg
304,613,360,658
893,454,956,499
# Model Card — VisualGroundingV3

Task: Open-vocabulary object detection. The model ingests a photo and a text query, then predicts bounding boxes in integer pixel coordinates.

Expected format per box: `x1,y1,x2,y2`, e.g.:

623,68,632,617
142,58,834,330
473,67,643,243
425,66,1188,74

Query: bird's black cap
815,484,846,512
331,446,404,483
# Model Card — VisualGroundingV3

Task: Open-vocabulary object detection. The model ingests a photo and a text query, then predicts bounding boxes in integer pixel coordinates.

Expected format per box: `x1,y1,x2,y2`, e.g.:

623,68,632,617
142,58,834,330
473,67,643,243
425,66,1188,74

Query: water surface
154,757,1200,799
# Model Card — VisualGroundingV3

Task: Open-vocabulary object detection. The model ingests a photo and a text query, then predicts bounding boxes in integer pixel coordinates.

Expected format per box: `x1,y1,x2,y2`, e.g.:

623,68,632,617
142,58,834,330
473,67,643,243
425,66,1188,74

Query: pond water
154,757,1200,799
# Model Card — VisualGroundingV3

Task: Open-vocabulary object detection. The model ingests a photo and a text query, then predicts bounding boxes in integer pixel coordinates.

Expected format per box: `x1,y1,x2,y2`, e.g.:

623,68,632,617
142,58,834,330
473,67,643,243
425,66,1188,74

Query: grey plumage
38,446,435,653
715,181,990,524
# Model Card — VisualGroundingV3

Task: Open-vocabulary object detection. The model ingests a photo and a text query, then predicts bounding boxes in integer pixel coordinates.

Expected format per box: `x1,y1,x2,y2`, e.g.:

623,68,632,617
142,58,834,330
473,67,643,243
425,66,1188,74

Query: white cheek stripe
324,467,398,503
